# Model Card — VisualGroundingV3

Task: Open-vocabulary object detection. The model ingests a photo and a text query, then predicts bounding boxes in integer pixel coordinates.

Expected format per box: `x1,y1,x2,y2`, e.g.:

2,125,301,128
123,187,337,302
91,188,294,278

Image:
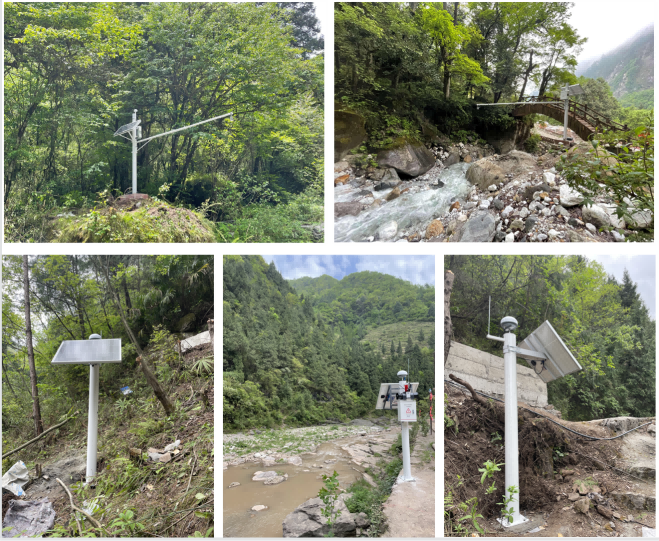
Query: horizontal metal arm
503,345,547,361
486,334,505,342
137,112,233,144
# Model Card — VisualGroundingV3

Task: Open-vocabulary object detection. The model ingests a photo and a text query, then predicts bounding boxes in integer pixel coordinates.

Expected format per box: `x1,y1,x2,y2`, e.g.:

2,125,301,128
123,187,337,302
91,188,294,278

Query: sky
570,1,654,66
260,255,435,286
590,255,656,319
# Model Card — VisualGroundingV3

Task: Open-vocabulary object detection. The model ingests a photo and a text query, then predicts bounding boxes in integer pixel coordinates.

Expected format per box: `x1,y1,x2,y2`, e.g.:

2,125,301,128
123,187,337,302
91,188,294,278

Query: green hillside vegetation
4,2,323,243
582,26,653,98
223,256,435,431
2,255,214,536
619,89,654,110
446,255,655,421
360,321,435,359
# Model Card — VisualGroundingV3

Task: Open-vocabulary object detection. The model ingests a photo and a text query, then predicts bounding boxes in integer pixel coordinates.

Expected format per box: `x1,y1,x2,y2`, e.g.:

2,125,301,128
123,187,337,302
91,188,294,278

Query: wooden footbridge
511,96,629,141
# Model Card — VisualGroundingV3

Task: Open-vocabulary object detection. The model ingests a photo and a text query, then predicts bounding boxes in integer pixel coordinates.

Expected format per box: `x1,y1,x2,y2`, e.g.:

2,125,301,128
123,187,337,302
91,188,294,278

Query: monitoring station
377,371,419,482
114,110,233,196
52,334,122,482
487,315,581,527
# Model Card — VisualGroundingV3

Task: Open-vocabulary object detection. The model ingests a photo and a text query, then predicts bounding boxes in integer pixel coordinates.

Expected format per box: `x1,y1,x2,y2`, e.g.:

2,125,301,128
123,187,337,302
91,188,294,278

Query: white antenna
114,111,233,196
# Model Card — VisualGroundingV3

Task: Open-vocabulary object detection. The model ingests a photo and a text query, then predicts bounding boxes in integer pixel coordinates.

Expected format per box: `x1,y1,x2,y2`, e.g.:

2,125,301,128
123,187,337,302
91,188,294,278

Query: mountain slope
580,25,654,99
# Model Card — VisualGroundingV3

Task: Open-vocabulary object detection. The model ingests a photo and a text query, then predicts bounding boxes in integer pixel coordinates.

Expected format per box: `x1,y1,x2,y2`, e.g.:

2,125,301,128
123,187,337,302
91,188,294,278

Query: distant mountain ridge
579,25,654,99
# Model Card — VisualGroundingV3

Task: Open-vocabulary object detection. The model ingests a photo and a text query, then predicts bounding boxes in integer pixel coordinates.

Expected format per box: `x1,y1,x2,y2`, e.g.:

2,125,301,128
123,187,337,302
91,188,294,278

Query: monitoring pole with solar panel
52,334,122,483
114,110,233,200
376,371,419,482
486,299,581,528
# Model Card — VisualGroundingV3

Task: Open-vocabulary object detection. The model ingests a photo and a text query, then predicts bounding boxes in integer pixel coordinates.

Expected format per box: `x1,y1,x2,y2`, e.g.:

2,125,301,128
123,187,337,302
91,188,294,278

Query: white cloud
354,256,435,285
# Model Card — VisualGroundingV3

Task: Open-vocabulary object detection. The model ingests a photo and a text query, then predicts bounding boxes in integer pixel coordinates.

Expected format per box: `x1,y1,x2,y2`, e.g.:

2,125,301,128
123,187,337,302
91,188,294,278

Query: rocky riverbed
334,141,653,243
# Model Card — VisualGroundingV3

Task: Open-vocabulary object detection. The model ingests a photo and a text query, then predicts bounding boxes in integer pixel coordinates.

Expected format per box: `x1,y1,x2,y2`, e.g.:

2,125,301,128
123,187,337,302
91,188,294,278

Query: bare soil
444,383,656,537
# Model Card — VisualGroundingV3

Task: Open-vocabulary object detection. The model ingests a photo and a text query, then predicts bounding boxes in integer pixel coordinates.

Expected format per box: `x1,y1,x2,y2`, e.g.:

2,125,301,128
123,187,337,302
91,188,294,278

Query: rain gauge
486,298,581,527
376,371,419,482
114,110,233,196
52,334,122,482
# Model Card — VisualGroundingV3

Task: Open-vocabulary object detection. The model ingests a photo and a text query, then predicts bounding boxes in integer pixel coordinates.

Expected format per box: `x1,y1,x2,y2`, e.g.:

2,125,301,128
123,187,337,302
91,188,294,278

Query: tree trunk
70,256,86,339
98,257,174,415
23,256,43,436
517,50,537,102
444,270,455,366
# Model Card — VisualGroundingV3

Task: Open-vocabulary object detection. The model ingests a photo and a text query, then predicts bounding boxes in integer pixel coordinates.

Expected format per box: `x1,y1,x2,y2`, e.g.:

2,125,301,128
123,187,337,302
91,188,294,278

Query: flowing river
334,162,472,242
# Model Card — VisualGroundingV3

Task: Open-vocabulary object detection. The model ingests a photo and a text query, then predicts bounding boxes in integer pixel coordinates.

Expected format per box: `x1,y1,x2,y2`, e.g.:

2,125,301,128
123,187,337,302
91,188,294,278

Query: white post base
497,514,529,528
399,421,415,482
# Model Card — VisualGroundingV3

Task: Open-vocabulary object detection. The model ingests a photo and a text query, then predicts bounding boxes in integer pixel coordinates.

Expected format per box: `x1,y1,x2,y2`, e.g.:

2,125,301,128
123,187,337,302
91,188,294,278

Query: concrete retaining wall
445,341,548,407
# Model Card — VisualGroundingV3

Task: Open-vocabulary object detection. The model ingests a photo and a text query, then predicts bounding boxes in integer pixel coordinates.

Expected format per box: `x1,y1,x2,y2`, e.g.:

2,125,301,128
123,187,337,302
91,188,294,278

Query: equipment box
397,400,417,422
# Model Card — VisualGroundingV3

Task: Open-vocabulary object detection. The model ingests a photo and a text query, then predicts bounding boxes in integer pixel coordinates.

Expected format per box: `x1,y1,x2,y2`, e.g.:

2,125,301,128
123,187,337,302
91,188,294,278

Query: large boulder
559,184,585,207
582,204,613,228
376,141,435,177
374,168,401,191
625,209,653,230
335,109,366,162
335,202,362,218
457,212,496,242
496,150,537,174
465,160,505,191
282,494,370,537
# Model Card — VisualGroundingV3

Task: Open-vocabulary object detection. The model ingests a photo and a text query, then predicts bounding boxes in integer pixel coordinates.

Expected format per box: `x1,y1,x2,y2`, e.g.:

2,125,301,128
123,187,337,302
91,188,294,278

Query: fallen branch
448,374,487,405
184,447,197,496
55,478,104,532
2,412,78,460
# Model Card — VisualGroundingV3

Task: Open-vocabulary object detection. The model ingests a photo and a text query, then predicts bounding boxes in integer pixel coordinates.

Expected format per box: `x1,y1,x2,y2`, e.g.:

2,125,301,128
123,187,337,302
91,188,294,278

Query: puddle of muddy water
223,445,362,538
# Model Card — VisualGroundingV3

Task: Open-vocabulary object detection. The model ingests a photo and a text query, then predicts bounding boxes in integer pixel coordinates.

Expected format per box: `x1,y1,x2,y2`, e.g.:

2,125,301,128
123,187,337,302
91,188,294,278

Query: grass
361,322,434,357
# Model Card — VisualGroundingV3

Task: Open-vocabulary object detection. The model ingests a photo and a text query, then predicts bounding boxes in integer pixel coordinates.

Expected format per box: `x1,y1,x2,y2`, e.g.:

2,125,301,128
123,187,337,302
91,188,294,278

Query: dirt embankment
444,383,656,537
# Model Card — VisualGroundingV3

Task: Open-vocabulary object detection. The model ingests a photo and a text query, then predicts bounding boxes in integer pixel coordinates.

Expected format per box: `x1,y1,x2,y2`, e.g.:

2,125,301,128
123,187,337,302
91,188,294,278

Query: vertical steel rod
86,363,99,481
132,109,138,195
563,84,569,140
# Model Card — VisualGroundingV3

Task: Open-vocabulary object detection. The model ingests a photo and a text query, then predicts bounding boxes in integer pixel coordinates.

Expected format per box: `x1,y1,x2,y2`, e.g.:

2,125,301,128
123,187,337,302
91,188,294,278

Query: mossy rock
53,200,216,243
335,109,366,162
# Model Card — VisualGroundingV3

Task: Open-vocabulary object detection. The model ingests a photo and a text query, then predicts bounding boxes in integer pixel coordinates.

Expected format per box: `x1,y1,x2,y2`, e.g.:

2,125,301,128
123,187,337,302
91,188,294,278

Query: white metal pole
401,421,413,481
132,109,138,195
86,363,100,481
503,330,524,525
563,84,569,140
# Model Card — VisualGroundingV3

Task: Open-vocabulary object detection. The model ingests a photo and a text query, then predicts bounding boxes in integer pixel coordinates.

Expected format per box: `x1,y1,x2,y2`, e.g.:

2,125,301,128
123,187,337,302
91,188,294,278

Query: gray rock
519,207,530,219
286,456,303,466
612,231,625,242
585,223,597,234
479,200,491,210
465,159,505,191
252,505,268,511
283,494,370,538
458,212,496,243
525,215,538,232
375,221,398,241
228,482,241,488
625,210,653,230
376,142,435,177
444,152,460,167
263,475,286,485
537,233,548,242
252,471,278,482
493,198,504,210
334,202,362,218
543,171,556,186
334,161,350,173
555,205,569,217
494,231,506,242
505,232,515,242
510,219,524,230
568,217,582,227
501,205,514,218
374,168,401,190
524,183,551,201
582,204,611,228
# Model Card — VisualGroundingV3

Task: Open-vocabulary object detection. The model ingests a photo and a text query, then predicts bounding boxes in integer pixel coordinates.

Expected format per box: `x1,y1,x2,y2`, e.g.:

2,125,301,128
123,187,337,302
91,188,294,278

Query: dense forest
223,256,435,430
335,2,653,147
446,255,655,421
2,255,214,536
4,2,323,243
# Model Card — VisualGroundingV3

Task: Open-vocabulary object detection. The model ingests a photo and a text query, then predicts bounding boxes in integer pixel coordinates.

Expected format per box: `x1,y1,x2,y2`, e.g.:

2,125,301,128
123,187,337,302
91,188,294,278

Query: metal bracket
503,345,547,362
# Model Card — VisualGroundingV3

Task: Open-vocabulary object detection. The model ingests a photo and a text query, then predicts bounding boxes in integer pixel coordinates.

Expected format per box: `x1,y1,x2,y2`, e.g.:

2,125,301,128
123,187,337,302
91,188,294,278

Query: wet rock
282,493,370,538
375,221,398,241
385,187,401,202
464,154,473,163
425,220,444,239
334,174,350,186
229,482,241,488
334,202,362,218
450,201,461,212
252,471,278,482
559,184,584,207
263,475,286,485
376,142,435,177
444,152,460,167
286,456,303,466
252,505,268,511
458,212,496,243
374,169,401,190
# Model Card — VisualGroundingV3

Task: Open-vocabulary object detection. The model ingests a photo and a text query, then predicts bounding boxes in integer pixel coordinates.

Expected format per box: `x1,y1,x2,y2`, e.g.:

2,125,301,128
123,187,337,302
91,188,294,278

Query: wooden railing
522,95,629,133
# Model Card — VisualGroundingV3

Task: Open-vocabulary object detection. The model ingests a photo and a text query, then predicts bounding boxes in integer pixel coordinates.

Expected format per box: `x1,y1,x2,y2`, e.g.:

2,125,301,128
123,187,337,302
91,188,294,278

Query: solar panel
52,339,122,365
114,120,141,136
375,382,419,409
518,321,581,383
